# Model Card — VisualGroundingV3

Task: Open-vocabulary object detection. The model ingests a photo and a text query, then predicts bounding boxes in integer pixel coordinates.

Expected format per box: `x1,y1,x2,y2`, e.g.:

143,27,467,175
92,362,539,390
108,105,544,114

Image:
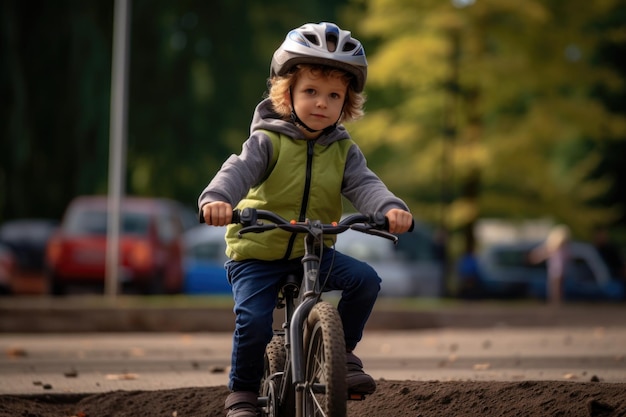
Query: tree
0,0,348,221
343,0,626,246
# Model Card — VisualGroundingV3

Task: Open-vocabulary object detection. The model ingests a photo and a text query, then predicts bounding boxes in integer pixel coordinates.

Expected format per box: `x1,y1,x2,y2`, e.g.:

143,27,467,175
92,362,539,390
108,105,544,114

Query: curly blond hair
268,64,366,124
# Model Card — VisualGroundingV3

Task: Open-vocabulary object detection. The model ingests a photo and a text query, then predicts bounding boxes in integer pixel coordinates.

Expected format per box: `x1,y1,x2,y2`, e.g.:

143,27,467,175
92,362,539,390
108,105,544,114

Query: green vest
225,130,354,261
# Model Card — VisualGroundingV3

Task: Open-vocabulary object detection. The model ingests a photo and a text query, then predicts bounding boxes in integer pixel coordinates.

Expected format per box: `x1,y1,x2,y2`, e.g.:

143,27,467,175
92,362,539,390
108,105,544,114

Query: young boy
198,22,413,417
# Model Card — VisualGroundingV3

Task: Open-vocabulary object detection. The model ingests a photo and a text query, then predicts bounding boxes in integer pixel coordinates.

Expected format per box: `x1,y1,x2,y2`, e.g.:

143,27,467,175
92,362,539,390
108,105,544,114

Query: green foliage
343,0,626,240
0,0,347,220
0,0,624,249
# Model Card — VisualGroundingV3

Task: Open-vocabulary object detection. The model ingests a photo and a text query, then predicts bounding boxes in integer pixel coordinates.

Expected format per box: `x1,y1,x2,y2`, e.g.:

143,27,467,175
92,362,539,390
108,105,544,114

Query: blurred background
1,0,625,299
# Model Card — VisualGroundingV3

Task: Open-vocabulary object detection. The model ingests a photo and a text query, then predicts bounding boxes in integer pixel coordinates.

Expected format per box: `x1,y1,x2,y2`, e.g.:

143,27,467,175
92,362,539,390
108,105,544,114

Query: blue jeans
225,248,381,393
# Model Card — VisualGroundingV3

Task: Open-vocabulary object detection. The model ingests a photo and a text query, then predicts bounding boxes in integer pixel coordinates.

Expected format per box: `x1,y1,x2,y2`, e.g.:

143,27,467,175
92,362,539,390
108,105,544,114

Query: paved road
2,326,625,395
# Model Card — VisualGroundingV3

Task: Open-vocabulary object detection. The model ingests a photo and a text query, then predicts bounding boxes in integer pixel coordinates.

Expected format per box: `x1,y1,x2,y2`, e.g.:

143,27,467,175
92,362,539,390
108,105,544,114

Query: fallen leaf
5,347,27,358
129,347,145,357
106,373,139,380
473,363,491,370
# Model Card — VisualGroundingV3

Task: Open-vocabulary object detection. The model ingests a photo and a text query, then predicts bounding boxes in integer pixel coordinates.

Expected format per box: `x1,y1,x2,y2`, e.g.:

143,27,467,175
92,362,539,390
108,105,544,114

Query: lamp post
105,0,131,299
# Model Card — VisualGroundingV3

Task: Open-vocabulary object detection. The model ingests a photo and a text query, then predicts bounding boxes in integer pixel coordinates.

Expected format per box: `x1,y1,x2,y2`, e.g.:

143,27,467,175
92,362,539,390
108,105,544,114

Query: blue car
182,225,231,295
462,241,625,301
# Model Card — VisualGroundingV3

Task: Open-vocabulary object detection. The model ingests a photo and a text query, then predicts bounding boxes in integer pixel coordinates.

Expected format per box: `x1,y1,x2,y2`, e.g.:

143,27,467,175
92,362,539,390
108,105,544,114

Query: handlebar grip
373,212,414,233
231,209,241,224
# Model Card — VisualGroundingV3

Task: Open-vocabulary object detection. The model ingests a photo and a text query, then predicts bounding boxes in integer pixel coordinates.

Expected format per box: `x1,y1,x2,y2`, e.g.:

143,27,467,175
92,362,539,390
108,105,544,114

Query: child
198,22,413,417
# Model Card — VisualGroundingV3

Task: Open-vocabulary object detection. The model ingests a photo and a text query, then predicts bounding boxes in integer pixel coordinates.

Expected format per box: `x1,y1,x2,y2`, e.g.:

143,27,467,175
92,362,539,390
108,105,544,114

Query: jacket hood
250,98,351,145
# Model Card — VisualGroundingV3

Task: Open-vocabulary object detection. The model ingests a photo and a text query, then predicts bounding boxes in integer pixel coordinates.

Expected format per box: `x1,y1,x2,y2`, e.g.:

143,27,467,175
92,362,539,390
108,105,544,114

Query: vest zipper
283,140,315,259
299,140,315,220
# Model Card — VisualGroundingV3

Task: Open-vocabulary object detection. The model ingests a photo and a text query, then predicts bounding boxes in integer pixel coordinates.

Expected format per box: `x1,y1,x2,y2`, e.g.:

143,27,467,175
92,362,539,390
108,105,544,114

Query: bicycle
231,207,401,417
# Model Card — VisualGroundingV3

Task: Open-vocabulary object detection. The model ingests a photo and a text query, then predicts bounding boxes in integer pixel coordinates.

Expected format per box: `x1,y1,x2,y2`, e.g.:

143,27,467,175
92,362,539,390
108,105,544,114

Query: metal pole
105,0,131,299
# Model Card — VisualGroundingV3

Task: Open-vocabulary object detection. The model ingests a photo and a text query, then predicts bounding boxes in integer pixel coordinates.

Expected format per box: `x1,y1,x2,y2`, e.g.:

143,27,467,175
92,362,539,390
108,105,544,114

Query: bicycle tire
302,301,347,417
262,334,294,417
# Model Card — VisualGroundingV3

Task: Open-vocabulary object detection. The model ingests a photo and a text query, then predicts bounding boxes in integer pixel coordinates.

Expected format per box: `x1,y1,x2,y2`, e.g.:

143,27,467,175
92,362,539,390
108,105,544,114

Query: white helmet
270,22,368,92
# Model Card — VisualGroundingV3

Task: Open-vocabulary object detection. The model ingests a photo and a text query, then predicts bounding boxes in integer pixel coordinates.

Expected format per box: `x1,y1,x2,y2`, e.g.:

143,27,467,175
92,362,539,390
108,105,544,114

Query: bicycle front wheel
302,301,347,417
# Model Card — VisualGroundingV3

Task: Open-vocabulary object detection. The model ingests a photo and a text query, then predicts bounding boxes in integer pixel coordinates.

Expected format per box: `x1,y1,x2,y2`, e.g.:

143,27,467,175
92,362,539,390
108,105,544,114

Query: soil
1,379,625,417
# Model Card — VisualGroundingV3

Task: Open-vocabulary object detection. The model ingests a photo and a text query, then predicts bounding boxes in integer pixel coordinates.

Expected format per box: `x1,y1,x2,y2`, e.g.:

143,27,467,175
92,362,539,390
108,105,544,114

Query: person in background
529,225,571,305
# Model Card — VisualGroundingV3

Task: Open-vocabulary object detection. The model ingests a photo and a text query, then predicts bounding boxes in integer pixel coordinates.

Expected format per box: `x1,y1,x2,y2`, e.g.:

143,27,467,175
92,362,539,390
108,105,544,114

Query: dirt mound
1,380,625,417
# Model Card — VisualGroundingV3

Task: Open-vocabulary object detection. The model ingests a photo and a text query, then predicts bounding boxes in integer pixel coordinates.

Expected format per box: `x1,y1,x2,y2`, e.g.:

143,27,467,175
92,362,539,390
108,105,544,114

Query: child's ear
283,90,292,107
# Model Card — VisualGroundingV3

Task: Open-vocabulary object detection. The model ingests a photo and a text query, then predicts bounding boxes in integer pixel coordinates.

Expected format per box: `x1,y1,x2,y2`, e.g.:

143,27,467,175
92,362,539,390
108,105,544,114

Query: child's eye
304,88,316,95
330,92,341,99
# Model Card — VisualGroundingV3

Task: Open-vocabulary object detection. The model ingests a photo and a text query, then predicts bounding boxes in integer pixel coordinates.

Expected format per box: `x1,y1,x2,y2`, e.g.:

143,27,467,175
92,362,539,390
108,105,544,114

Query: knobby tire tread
303,301,347,417
263,334,294,417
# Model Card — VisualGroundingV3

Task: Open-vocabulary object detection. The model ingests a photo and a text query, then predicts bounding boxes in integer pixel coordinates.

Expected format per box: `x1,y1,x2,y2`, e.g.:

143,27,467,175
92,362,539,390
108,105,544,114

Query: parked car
0,243,17,295
0,218,59,294
334,220,445,297
182,218,445,298
45,195,186,295
174,202,202,232
462,241,625,301
182,225,230,295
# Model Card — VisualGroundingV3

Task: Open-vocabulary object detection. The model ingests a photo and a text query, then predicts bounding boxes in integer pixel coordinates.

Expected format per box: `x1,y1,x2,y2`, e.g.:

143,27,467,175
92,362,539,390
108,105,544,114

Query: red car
46,196,188,295
0,243,17,295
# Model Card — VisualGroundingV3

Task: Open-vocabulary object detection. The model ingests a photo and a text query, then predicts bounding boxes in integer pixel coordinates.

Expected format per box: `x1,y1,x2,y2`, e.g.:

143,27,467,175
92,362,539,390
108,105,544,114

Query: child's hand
385,208,413,234
202,201,233,226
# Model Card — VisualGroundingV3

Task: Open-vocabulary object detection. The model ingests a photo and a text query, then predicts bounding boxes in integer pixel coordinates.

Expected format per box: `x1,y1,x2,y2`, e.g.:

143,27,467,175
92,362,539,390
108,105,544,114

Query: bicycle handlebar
232,208,411,244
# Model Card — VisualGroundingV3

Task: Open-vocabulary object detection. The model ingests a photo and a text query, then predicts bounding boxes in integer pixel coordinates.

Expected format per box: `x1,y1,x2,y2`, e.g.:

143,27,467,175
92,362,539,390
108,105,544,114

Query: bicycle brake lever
238,224,277,236
351,224,399,244
368,228,399,244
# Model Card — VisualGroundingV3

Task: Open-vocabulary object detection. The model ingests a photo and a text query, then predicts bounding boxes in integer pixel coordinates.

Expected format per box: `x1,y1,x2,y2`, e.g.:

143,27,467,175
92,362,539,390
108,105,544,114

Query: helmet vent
304,34,320,46
326,34,338,52
342,41,357,52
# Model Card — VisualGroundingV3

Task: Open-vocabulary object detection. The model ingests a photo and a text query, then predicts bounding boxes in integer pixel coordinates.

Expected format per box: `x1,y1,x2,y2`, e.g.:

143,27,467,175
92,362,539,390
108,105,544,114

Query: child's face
289,69,348,138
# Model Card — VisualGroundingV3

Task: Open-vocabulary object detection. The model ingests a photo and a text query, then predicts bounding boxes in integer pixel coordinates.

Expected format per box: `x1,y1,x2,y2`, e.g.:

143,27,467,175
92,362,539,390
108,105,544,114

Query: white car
334,222,444,298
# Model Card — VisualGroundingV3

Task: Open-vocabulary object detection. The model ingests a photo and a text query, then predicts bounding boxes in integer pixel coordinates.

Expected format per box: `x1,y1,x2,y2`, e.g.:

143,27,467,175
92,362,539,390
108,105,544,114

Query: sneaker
225,391,258,417
346,352,376,394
